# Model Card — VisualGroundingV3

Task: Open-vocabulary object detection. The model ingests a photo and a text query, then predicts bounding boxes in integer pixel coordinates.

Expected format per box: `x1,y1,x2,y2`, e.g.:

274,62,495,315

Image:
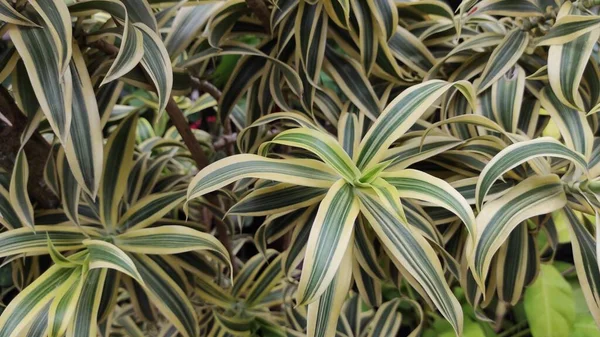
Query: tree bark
0,86,59,209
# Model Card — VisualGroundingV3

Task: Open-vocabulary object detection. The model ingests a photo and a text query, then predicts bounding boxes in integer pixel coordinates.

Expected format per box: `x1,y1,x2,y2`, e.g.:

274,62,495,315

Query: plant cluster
0,0,600,336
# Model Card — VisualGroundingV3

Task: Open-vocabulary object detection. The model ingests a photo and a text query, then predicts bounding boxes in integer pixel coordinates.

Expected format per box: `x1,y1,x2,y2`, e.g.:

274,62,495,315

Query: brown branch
190,77,234,156
190,77,222,101
0,86,59,209
245,0,271,34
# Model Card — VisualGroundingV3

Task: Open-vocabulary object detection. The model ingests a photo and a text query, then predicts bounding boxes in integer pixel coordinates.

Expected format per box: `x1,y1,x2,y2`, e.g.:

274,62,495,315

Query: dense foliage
1,0,600,336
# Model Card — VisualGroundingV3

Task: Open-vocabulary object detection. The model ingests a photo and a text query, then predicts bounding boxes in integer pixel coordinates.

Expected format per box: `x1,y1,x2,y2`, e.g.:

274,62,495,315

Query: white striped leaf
64,43,104,197
548,2,600,111
99,113,138,230
0,265,76,337
47,267,84,337
132,254,198,337
9,151,34,229
0,0,36,26
29,0,72,74
475,137,587,210
540,87,593,159
9,18,72,142
297,180,359,305
0,225,90,258
265,128,361,182
469,174,567,290
476,29,529,93
84,239,144,285
536,15,600,46
356,80,475,170
118,190,186,230
114,225,230,266
306,242,353,337
135,23,173,114
187,154,339,201
358,190,463,335
230,184,326,216
564,208,600,326
381,169,476,239
68,268,107,337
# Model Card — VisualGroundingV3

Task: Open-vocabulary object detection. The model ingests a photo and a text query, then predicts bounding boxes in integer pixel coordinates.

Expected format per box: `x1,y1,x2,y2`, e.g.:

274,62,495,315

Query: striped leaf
0,0,36,26
282,207,317,278
114,225,230,265
536,15,600,46
381,169,476,238
496,223,529,305
297,180,360,305
244,254,284,306
229,184,326,216
476,29,529,93
491,66,525,133
121,0,157,32
356,80,475,170
69,0,144,85
118,190,186,230
68,268,107,337
9,17,72,142
367,299,403,337
475,137,587,210
306,242,353,337
540,87,593,159
84,239,144,285
99,113,138,229
338,112,360,158
64,43,104,197
548,2,600,111
0,265,75,337
388,26,436,77
9,151,34,229
470,175,567,290
57,148,81,227
564,208,600,326
358,190,463,335
47,267,84,337
165,3,221,58
29,0,72,74
349,0,377,74
187,154,339,200
0,225,89,258
135,23,173,114
324,47,380,121
470,0,542,17
132,254,198,337
265,129,361,182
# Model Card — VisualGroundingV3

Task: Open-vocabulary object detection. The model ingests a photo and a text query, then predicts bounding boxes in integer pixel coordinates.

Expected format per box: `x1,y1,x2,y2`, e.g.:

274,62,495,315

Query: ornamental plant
1,0,600,337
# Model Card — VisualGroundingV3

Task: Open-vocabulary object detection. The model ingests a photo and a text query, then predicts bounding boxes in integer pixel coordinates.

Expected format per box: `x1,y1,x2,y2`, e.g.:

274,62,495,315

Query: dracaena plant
3,0,600,336
187,80,479,336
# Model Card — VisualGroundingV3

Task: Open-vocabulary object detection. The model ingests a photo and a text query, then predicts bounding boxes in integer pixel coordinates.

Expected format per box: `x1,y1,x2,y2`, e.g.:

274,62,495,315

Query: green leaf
524,264,575,337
